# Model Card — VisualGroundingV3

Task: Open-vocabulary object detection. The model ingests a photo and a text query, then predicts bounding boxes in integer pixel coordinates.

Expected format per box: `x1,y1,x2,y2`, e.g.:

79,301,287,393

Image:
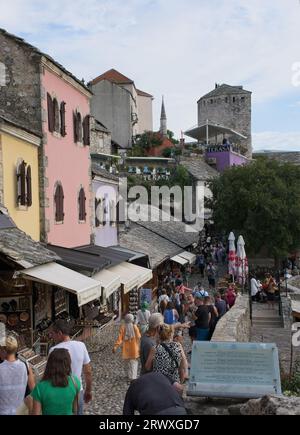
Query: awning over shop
21,263,102,307
178,251,196,265
93,269,121,299
123,262,153,288
171,255,189,266
108,263,153,294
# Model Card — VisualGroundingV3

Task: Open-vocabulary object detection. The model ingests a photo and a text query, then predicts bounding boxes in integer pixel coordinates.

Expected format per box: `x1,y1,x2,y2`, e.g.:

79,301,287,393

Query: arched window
78,188,86,222
53,99,60,133
26,166,32,207
54,183,64,222
73,111,83,143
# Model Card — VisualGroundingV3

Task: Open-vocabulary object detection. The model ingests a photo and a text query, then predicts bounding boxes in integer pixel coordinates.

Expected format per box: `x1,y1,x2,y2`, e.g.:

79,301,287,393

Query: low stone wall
287,276,300,295
211,296,251,342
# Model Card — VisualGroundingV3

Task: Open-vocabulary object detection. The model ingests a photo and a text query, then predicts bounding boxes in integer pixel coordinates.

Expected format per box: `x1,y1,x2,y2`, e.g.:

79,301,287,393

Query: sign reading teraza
188,342,282,399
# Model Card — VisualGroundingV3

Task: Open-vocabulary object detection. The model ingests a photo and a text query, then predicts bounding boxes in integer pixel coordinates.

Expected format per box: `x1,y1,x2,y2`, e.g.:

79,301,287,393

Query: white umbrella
228,232,236,279
236,235,249,286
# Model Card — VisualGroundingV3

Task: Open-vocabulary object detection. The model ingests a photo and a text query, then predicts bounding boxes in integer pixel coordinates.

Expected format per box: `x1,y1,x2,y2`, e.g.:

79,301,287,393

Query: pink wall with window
42,68,92,248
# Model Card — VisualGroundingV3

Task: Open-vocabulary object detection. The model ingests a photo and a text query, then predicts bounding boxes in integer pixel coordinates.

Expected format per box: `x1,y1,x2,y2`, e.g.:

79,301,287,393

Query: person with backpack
145,324,188,384
164,302,179,325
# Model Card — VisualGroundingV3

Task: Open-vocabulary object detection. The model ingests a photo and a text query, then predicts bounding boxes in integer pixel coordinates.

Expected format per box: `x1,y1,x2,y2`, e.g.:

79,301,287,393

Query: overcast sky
1,0,300,151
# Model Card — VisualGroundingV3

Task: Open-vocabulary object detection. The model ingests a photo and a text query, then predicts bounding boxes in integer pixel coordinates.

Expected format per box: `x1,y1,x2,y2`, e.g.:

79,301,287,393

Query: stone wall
90,117,112,155
89,80,132,148
0,31,42,135
212,296,251,342
198,89,252,157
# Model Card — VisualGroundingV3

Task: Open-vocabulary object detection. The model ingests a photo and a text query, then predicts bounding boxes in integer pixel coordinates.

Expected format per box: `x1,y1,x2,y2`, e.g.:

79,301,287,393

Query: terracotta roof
137,89,153,98
0,28,92,95
199,84,251,102
90,69,134,86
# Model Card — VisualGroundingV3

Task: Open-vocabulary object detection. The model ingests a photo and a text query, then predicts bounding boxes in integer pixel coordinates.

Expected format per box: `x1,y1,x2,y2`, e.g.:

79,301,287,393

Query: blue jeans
78,391,84,415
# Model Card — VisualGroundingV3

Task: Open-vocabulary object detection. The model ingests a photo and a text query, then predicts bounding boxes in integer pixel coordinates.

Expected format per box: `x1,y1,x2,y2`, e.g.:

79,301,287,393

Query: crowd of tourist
0,232,240,416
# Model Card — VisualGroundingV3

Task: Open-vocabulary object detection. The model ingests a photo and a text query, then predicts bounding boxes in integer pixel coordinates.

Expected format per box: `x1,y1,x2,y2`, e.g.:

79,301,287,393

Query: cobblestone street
84,323,130,415
83,268,226,415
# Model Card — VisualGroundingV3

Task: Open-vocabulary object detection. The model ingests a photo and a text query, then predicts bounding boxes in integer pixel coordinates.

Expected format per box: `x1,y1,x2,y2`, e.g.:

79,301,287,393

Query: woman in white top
0,336,30,415
136,302,151,334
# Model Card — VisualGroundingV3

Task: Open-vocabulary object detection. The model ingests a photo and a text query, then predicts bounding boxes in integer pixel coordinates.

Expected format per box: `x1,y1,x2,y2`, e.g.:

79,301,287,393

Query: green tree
209,158,300,265
167,130,179,145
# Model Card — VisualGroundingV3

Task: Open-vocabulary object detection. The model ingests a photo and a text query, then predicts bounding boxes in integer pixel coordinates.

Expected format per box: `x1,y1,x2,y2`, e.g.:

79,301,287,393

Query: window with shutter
73,112,78,143
83,115,90,146
78,188,86,222
26,166,32,207
47,93,54,133
77,112,82,142
53,99,60,133
60,102,66,137
55,184,64,223
18,161,27,206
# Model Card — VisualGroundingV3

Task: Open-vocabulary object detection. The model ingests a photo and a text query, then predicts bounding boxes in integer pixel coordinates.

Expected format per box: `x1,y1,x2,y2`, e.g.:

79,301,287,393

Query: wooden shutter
53,99,59,132
79,188,86,221
83,115,90,146
77,113,82,142
60,102,66,137
20,161,26,206
55,184,64,222
73,112,78,143
26,166,32,207
47,93,54,132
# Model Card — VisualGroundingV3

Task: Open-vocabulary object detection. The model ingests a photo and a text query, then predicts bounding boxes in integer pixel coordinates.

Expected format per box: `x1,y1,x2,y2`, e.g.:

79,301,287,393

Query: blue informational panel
140,288,152,306
188,342,282,399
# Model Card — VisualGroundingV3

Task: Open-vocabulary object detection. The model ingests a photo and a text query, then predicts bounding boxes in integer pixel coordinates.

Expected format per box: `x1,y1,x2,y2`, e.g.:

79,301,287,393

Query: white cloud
1,0,300,137
253,131,300,152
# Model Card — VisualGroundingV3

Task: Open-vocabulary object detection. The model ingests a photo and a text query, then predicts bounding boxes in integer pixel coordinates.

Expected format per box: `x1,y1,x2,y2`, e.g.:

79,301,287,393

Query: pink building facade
41,61,93,247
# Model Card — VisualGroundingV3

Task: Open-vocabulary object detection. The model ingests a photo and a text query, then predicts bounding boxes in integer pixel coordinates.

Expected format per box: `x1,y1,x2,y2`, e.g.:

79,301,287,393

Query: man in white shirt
251,276,261,302
49,319,92,415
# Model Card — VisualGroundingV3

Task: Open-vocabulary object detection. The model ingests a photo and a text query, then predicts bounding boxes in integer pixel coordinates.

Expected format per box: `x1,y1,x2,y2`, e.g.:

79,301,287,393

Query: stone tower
160,96,168,138
198,84,252,157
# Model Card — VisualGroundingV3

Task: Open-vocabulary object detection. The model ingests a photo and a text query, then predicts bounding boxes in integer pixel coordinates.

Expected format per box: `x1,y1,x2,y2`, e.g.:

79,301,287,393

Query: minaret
160,96,168,138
